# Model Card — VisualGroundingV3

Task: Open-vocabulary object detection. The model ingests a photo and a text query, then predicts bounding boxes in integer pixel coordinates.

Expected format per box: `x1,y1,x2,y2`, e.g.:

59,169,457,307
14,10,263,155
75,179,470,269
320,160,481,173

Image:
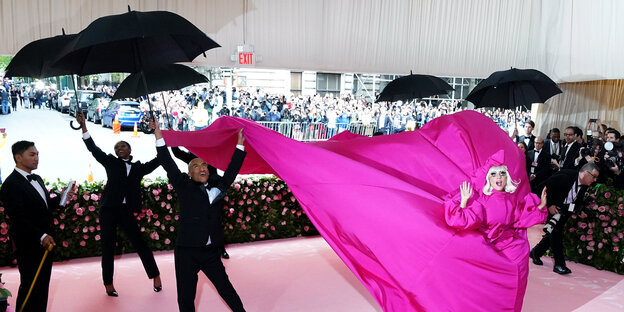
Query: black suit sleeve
139,156,161,176
171,146,197,164
83,136,112,166
156,145,185,186
217,148,246,193
0,180,48,242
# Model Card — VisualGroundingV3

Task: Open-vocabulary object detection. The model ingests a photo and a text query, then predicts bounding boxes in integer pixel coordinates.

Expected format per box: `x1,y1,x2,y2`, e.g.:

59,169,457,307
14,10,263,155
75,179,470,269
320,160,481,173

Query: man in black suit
0,141,71,311
529,163,599,275
170,146,231,259
153,121,246,312
543,128,562,158
527,136,554,194
558,126,582,170
514,120,536,151
75,111,162,296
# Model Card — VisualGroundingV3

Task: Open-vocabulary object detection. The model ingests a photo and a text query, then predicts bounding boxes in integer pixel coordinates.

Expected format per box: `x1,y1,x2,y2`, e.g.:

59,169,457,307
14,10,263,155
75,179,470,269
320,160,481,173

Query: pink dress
445,189,547,311
162,110,547,311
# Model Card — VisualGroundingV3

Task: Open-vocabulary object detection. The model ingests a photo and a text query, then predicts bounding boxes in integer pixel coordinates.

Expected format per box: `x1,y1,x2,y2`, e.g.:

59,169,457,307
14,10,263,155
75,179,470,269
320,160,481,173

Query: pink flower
164,238,171,245
170,226,175,232
281,221,286,225
63,241,69,247
238,200,244,205
291,196,296,202
598,206,606,212
228,225,233,229
146,209,153,216
235,184,241,191
89,226,95,232
241,224,247,230
254,200,259,205
588,255,593,260
612,220,618,226
54,219,59,225
251,234,256,239
166,203,171,209
587,229,593,235
95,235,101,241
167,194,172,200
75,208,84,216
80,241,86,247
263,182,268,187
59,224,65,230
304,226,309,232
83,234,89,240
598,242,603,249
236,218,242,223
246,199,252,205
152,189,159,195
266,197,271,203
90,194,99,201
154,221,161,226
614,247,620,252
264,223,269,227
268,186,274,191
261,195,266,200
259,234,265,239
83,194,90,200
245,216,251,222
270,226,275,231
0,228,7,235
281,201,286,206
59,213,66,220
84,216,90,222
604,192,611,199
618,197,623,202
580,235,586,241
160,202,166,208
587,235,593,240
168,184,173,190
150,232,159,240
88,205,96,212
140,227,145,232
82,227,88,233
155,196,160,201
588,241,595,247
165,215,172,221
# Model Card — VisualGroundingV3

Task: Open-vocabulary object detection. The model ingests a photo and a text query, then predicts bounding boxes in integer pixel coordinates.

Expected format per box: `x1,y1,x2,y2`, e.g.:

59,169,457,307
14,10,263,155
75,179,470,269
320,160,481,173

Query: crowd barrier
256,121,378,141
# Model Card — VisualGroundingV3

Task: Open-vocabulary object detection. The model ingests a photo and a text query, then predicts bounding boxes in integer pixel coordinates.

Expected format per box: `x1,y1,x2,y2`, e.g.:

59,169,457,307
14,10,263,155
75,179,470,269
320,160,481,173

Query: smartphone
589,118,597,123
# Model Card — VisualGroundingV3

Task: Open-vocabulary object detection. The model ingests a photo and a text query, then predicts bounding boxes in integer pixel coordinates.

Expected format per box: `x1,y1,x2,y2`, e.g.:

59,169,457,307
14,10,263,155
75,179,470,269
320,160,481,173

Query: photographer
597,129,624,188
530,163,600,275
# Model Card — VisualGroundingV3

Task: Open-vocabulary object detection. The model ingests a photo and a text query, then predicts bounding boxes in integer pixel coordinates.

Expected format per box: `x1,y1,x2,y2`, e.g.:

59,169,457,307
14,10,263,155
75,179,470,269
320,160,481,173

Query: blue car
101,100,143,128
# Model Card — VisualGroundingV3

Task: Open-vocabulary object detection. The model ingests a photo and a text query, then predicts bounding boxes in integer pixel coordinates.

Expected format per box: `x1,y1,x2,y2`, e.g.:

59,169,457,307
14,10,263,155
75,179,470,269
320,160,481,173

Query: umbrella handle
69,120,82,130
19,244,54,312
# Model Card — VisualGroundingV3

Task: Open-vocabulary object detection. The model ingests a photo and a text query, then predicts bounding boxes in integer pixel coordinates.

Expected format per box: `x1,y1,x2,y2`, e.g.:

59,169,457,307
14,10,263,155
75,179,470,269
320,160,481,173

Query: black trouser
16,245,53,312
175,245,245,312
531,210,572,267
99,204,160,285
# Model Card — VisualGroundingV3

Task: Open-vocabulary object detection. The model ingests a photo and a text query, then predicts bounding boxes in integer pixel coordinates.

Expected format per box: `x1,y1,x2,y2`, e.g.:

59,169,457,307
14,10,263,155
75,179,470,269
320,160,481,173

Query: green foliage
0,56,12,72
562,184,624,274
0,176,317,266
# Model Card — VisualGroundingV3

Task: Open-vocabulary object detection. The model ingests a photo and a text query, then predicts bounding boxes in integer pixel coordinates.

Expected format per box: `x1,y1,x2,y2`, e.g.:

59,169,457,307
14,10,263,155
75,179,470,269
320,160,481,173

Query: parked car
101,100,143,128
86,97,110,124
69,90,101,116
56,90,74,113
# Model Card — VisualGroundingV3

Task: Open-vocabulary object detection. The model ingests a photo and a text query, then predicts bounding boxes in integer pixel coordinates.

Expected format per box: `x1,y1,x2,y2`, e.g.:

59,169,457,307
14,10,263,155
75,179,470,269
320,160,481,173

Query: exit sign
238,52,254,65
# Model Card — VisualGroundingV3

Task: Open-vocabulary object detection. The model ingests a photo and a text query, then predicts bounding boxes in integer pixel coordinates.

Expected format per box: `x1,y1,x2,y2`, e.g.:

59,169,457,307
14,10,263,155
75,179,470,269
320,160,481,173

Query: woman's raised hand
460,181,473,208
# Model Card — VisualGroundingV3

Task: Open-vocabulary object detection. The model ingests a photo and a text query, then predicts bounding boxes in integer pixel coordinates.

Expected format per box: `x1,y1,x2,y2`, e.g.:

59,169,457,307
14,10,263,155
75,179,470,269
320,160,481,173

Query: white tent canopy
1,0,623,82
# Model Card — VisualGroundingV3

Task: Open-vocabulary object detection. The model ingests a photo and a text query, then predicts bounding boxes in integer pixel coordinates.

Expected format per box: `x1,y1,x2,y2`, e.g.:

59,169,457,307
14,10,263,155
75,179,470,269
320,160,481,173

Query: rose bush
0,176,318,266
563,184,624,274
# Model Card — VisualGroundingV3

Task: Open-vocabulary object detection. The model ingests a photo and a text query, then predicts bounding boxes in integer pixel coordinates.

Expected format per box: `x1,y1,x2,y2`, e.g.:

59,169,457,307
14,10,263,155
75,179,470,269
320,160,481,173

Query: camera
604,142,624,169
580,146,593,158
543,213,560,234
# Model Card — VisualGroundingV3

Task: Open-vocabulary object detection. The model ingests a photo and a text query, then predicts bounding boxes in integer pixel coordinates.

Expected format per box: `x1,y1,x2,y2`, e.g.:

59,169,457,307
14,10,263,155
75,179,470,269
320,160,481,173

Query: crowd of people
511,118,623,275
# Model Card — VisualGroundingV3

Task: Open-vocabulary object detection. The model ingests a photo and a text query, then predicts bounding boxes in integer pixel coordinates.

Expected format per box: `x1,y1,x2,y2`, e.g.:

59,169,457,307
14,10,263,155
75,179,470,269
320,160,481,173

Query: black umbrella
112,64,208,100
376,72,453,103
52,7,220,76
4,29,77,78
465,68,562,110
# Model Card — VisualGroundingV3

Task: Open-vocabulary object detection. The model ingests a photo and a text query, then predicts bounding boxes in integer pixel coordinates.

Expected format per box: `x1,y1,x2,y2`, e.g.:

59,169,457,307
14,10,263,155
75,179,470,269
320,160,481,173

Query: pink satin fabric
161,110,546,311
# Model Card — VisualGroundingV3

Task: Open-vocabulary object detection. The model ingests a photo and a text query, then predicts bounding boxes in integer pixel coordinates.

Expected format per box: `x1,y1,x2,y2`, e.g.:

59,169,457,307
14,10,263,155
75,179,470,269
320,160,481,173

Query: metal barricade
256,121,379,142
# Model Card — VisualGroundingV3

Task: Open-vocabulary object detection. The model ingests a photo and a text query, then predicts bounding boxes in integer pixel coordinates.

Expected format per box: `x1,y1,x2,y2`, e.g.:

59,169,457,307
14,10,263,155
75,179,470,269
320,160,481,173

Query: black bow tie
26,174,39,182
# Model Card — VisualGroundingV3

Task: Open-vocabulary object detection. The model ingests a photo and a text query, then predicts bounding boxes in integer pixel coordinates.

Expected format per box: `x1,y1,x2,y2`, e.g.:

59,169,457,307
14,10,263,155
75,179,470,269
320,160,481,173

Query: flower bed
0,176,318,267
563,184,624,274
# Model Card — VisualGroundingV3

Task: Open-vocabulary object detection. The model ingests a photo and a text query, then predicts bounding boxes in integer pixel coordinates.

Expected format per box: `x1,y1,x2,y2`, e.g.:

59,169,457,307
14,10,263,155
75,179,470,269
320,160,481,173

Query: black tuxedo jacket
560,141,581,170
517,135,535,150
0,170,60,252
538,169,588,214
527,149,552,180
543,139,562,157
157,145,246,247
84,137,160,210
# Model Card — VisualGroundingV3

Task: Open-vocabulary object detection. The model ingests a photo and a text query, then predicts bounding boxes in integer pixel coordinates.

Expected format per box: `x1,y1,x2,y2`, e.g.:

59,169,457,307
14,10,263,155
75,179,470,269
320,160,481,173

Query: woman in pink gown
445,162,548,311
161,110,549,311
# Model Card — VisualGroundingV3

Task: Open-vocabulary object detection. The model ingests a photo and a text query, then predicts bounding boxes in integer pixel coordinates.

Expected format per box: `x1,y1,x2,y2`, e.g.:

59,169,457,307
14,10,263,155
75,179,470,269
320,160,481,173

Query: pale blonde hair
482,165,519,195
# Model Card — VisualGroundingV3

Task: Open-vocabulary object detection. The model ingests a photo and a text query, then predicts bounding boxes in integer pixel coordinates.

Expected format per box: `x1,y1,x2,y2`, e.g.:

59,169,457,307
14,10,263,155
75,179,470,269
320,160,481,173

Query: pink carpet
1,225,622,311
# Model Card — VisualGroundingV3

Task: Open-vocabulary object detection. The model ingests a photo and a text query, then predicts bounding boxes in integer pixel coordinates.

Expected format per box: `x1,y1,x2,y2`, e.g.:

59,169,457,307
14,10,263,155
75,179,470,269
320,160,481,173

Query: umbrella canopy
376,73,453,103
4,30,77,78
52,8,220,75
112,64,208,100
465,68,562,109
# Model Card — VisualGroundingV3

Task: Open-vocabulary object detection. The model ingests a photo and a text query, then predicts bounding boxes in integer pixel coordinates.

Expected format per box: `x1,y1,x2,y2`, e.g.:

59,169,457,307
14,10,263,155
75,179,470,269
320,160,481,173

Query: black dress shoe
553,265,572,275
153,285,162,292
221,250,230,259
106,290,119,297
530,250,543,266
